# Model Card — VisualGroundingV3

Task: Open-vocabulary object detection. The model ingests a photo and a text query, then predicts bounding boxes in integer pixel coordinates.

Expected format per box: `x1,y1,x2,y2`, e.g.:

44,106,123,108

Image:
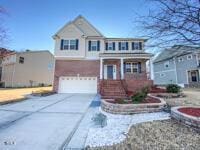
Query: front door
104,65,116,79
191,71,198,82
107,65,113,79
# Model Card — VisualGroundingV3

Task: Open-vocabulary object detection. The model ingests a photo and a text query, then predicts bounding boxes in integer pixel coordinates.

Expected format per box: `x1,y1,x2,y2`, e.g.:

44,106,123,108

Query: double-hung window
62,39,77,50
105,42,115,51
125,62,139,73
69,40,76,50
91,41,98,51
132,42,142,50
121,42,127,50
108,43,113,50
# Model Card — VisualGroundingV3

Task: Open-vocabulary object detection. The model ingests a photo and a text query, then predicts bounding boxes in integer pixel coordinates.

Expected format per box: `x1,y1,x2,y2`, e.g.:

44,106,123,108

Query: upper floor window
119,42,128,50
91,41,98,51
105,42,115,51
187,55,192,60
178,57,184,62
88,40,100,51
19,57,24,64
164,61,169,68
60,39,78,50
132,42,142,50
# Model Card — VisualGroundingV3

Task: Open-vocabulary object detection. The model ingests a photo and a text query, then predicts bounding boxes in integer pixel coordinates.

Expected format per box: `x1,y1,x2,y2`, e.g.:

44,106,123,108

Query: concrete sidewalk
0,93,96,150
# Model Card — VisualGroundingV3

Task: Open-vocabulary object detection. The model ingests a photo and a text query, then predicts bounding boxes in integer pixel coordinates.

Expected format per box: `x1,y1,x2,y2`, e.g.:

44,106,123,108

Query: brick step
102,90,126,93
102,89,124,92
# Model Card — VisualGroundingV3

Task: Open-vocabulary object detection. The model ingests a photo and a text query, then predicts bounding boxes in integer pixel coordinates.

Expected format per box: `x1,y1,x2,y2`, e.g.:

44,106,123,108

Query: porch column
120,58,124,79
100,58,103,79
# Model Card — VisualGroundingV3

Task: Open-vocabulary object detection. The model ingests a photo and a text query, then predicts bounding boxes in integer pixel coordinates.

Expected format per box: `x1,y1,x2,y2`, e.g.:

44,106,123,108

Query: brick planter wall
101,94,166,115
171,106,200,130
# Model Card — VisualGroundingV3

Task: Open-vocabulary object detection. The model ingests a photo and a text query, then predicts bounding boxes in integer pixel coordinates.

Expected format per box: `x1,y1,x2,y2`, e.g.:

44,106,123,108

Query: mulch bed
149,87,167,93
178,107,200,117
108,96,161,104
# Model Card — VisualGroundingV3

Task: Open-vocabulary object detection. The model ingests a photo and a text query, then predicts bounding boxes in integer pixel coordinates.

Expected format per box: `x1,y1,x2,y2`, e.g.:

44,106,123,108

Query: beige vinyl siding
2,51,54,87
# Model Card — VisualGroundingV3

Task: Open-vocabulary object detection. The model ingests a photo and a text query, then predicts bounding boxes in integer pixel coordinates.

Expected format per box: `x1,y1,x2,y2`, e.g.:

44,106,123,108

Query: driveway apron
0,93,95,150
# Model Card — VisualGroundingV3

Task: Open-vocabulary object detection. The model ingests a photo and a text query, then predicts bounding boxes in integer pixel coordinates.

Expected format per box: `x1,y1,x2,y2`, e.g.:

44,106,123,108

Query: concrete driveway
0,93,96,150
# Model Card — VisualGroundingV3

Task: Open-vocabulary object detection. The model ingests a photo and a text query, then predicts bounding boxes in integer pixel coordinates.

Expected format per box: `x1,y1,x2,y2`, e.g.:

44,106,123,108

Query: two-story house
53,15,153,98
153,45,200,87
2,50,54,87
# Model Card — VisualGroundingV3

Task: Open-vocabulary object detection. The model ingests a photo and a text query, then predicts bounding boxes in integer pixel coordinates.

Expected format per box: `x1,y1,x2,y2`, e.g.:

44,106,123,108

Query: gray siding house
153,45,200,87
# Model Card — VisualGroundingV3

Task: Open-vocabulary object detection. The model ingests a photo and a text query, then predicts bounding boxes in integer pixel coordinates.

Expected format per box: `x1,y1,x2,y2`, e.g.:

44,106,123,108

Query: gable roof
154,45,200,63
53,15,104,38
0,48,14,57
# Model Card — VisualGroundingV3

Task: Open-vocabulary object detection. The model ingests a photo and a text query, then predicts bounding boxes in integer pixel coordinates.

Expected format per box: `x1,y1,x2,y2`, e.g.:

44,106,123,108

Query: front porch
99,53,153,98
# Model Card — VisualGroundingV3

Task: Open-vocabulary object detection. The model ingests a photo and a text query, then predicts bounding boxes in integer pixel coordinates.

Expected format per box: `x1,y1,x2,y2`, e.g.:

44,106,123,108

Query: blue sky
1,0,153,53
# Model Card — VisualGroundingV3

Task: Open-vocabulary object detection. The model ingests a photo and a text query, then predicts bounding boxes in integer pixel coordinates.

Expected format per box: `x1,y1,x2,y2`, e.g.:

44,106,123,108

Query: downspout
173,57,178,84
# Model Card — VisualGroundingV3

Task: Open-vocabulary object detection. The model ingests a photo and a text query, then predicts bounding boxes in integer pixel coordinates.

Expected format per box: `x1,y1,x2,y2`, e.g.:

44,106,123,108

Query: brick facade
53,59,153,94
53,59,100,92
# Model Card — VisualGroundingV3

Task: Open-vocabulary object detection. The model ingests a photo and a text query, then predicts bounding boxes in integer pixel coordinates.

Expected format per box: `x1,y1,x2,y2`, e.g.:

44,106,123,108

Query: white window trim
91,41,98,51
187,54,193,60
134,42,140,50
121,42,127,50
108,42,113,50
125,62,139,73
164,61,169,68
63,39,76,50
178,57,184,62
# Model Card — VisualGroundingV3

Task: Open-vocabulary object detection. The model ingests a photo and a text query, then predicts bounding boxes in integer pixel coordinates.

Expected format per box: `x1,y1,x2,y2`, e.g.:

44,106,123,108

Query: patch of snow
85,108,170,147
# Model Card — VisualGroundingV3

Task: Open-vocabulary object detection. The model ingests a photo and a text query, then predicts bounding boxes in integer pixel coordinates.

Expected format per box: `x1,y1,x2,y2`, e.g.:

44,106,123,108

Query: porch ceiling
99,52,153,59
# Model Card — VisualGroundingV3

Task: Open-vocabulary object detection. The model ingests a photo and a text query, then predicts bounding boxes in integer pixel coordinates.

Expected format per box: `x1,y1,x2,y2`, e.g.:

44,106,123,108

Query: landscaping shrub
131,87,149,103
0,82,5,88
166,84,181,93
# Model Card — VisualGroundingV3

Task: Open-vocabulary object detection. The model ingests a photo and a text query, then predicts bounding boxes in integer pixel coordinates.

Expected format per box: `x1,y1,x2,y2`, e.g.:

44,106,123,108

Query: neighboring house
53,15,153,98
1,50,55,88
153,45,200,87
0,48,13,83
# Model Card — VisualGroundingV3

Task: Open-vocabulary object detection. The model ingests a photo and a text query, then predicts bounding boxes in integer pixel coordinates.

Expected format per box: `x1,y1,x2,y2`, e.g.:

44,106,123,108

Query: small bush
38,83,45,87
131,87,149,103
166,84,181,93
0,82,5,88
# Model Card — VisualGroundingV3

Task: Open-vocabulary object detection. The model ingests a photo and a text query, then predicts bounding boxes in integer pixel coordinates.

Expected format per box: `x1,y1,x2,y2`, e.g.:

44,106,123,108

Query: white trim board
154,69,175,74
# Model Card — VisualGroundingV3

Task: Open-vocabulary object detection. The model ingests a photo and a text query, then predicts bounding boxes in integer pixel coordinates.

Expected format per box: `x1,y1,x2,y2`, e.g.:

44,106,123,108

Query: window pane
108,43,113,50
126,63,131,73
134,42,139,50
91,41,97,51
63,40,69,50
70,40,76,50
132,63,138,73
63,40,69,45
121,42,126,50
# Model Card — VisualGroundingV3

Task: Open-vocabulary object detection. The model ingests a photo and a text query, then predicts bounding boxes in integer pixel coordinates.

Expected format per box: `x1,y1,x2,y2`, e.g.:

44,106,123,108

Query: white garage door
58,76,97,93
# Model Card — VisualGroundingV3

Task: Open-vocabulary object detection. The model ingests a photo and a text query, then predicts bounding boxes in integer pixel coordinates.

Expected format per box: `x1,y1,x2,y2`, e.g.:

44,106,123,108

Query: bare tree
136,0,200,49
0,6,8,46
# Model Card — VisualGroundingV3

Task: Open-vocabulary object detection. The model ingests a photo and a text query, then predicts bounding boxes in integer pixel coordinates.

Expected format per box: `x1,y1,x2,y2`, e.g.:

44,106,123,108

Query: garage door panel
59,77,97,93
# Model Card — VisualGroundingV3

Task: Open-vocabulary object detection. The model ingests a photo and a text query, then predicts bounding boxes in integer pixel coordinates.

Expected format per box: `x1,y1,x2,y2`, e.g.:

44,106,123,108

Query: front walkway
0,93,96,150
